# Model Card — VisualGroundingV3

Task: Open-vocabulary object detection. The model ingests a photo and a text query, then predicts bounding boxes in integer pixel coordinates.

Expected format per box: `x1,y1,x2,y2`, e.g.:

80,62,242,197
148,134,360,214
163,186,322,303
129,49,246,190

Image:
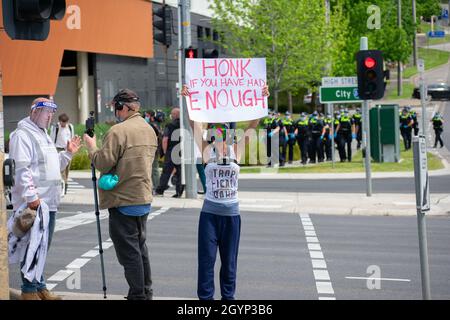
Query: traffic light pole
178,0,197,199
360,37,373,197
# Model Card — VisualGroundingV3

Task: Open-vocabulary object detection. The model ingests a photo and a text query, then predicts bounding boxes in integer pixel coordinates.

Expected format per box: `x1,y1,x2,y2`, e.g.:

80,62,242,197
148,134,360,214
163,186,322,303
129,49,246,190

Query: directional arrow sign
320,86,362,104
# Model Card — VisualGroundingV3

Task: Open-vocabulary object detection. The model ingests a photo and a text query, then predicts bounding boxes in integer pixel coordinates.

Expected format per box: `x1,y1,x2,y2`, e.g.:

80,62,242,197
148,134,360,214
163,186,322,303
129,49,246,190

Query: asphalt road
9,207,450,300
72,175,450,194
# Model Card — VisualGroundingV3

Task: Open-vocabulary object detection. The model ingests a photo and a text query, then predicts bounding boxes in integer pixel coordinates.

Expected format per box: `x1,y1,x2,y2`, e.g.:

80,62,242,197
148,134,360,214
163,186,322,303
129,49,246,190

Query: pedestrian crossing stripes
47,207,171,292
299,213,336,300
63,178,87,195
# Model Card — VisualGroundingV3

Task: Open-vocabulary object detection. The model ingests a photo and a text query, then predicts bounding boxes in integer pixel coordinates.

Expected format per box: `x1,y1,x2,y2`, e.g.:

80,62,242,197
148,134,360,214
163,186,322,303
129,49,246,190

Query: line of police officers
262,108,362,166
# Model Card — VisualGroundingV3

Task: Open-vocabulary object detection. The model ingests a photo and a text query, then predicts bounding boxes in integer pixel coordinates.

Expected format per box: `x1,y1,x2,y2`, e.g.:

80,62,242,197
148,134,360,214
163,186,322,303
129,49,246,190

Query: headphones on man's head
113,97,139,111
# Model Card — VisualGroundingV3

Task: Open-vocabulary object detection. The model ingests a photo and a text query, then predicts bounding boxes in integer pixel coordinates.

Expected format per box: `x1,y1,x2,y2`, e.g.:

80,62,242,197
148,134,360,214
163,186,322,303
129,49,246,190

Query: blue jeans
21,211,56,293
197,212,241,300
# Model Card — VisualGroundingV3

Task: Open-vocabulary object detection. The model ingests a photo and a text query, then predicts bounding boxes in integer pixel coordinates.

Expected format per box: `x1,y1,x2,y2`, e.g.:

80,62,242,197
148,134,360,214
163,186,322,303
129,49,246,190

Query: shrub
70,148,91,170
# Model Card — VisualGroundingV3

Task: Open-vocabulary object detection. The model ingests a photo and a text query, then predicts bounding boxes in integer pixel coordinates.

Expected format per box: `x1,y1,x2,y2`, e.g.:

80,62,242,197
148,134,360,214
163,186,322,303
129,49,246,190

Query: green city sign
320,86,362,104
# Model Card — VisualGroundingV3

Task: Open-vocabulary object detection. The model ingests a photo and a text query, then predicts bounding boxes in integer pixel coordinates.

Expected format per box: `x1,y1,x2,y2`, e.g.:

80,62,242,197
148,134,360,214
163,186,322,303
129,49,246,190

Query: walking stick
91,161,107,298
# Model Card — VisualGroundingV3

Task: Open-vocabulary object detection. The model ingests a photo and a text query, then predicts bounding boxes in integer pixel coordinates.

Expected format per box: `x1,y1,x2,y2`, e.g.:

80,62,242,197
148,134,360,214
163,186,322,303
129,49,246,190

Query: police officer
295,112,310,165
283,111,295,164
431,112,444,148
321,114,333,161
352,107,362,149
262,110,275,166
333,110,341,152
336,109,355,162
275,112,287,166
308,111,324,163
409,107,419,136
399,107,414,150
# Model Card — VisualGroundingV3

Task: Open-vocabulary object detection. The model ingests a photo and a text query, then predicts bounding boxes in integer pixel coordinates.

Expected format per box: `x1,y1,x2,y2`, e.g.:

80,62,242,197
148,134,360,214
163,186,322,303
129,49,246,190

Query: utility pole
412,0,418,66
398,0,403,97
178,0,197,199
0,66,10,299
360,37,373,197
325,0,335,168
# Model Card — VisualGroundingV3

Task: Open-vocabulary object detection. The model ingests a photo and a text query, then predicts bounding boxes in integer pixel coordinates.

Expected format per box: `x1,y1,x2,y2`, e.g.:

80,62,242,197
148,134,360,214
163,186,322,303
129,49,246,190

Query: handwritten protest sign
185,58,267,123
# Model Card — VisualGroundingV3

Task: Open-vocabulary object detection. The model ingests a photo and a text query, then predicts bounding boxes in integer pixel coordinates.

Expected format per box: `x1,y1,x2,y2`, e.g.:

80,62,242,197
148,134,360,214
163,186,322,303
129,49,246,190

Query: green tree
210,0,335,110
331,0,416,75
416,0,442,19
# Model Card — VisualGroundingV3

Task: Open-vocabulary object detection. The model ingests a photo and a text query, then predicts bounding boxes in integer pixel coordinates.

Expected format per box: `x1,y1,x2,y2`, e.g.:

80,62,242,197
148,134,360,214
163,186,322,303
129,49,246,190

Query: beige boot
37,289,62,300
21,292,41,300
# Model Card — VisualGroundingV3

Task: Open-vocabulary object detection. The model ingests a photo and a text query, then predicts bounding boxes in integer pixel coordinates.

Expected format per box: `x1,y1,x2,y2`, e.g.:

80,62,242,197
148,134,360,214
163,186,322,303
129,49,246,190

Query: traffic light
185,47,198,59
356,50,385,100
153,4,172,47
202,49,219,59
2,0,66,41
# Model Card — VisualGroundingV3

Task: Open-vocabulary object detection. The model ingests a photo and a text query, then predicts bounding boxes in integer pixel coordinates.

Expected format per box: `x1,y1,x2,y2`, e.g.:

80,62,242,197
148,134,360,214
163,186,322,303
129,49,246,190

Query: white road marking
306,236,319,243
319,297,336,300
311,259,327,269
47,269,74,282
46,283,58,290
54,211,109,232
316,281,335,295
313,270,331,281
66,258,90,269
299,213,335,299
47,207,171,291
308,243,322,251
81,250,99,258
345,276,411,282
309,251,324,259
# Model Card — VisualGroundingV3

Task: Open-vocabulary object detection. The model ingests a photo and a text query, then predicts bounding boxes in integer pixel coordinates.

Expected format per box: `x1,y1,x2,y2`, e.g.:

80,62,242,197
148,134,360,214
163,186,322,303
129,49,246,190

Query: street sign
321,76,357,87
413,135,430,212
417,59,425,73
320,86,362,104
428,30,445,38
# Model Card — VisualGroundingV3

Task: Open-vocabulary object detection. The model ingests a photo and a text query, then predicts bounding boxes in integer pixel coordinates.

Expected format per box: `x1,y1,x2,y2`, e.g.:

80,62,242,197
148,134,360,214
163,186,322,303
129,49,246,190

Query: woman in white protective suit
9,97,81,300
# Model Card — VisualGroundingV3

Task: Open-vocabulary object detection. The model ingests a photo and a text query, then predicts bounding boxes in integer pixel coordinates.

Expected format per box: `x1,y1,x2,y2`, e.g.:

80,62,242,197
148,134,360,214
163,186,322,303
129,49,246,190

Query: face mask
31,108,54,129
145,116,150,123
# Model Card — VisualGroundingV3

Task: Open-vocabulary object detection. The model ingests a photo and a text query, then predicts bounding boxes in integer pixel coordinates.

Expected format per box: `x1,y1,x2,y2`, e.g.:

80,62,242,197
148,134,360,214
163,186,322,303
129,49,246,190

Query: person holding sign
182,84,269,300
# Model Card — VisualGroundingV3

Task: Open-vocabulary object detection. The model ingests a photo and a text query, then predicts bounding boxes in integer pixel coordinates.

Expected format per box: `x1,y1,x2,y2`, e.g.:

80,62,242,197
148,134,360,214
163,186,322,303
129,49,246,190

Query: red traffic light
185,48,198,58
364,57,376,69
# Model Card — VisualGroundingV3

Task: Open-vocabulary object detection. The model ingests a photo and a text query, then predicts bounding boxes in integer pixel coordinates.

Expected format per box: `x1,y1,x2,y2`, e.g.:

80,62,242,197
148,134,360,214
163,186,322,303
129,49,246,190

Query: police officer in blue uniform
399,107,414,150
431,112,444,148
283,111,296,164
335,109,355,162
308,111,324,163
295,112,310,165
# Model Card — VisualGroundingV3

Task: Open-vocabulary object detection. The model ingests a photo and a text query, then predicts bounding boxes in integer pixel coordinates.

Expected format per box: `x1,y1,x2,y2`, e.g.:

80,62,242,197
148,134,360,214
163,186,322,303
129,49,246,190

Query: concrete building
0,0,219,133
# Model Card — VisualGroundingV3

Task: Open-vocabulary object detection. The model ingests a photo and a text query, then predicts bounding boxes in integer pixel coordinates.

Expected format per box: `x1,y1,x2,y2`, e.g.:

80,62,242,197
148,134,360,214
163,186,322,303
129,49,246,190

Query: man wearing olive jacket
83,89,157,300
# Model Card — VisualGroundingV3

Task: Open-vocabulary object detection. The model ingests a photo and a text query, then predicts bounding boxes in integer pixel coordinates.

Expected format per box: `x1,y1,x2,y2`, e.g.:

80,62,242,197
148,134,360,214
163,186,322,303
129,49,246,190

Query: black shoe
172,194,182,198
154,190,164,196
197,191,205,195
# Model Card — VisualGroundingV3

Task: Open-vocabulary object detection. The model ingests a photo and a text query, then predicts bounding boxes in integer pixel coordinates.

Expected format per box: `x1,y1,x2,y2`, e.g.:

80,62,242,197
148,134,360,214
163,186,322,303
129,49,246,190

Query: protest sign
185,58,267,122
